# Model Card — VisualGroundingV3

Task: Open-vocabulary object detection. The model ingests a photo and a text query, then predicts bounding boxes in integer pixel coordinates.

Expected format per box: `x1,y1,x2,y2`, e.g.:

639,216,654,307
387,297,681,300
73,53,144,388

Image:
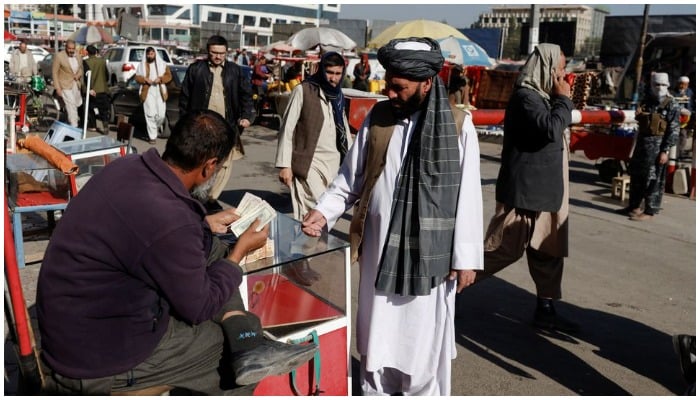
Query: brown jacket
135,63,172,103
52,50,83,92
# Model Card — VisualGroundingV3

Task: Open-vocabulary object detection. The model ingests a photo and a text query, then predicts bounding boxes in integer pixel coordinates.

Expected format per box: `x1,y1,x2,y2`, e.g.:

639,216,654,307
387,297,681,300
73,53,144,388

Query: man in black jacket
471,43,579,333
179,35,255,211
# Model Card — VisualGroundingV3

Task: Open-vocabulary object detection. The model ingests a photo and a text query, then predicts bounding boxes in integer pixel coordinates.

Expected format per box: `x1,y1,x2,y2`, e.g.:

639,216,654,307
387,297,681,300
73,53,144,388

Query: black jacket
495,87,574,212
179,60,255,130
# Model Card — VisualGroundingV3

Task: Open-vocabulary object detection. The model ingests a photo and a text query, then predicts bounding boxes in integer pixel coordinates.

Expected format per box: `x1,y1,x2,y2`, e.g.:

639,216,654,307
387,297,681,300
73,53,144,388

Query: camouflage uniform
628,94,681,216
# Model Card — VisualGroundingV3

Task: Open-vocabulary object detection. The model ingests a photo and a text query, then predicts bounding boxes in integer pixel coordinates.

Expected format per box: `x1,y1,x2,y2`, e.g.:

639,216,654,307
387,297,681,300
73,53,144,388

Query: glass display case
235,212,350,396
55,136,125,192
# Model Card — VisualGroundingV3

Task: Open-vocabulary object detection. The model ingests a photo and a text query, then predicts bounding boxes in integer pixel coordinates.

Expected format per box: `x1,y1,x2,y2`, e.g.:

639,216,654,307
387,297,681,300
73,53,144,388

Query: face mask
652,85,668,99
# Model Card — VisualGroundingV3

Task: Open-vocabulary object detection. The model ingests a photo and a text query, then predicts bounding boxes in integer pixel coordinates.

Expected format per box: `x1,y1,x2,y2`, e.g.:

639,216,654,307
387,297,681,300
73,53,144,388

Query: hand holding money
230,192,277,236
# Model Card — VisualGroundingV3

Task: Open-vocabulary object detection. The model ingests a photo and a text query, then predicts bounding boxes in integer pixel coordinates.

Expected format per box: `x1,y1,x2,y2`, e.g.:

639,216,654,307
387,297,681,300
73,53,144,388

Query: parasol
261,40,301,55
437,36,493,67
5,30,17,41
287,27,357,52
368,19,468,49
68,25,114,45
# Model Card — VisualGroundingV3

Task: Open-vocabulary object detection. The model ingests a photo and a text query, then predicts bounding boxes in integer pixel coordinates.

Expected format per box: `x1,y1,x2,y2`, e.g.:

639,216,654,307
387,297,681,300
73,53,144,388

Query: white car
4,43,50,64
104,45,173,85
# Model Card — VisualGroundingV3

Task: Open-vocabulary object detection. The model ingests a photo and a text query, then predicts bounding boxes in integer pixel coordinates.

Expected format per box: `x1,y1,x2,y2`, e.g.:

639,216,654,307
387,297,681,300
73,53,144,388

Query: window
500,17,506,23
226,13,239,24
208,12,222,22
260,17,271,28
128,49,145,62
106,48,123,61
157,49,170,63
276,19,286,24
177,9,190,20
243,15,255,26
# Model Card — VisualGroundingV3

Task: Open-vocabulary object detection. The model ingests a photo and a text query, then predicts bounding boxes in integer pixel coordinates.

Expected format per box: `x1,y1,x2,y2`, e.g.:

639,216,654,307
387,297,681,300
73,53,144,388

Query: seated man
37,110,316,395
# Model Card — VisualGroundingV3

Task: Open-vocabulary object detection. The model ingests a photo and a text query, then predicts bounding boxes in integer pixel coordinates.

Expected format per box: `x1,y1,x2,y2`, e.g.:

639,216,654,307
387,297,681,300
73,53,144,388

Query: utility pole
632,4,650,108
528,4,540,54
54,4,58,52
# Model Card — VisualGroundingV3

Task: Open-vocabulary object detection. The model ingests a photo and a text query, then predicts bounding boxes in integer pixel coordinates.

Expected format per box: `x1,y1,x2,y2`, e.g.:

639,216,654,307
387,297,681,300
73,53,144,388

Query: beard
390,87,427,119
190,169,220,202
146,56,155,63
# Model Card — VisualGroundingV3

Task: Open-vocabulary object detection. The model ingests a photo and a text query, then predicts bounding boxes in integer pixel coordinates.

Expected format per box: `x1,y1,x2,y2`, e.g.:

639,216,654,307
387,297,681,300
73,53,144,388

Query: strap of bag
288,330,322,396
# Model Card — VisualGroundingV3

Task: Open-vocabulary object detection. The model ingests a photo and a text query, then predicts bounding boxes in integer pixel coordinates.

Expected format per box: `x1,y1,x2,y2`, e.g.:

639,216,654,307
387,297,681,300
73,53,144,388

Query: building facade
477,5,608,56
6,4,341,50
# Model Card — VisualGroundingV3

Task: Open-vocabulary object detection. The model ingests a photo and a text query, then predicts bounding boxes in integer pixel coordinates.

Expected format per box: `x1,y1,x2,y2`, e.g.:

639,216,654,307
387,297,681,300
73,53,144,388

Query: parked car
37,53,54,84
4,43,51,77
110,64,253,139
4,43,50,64
104,45,173,85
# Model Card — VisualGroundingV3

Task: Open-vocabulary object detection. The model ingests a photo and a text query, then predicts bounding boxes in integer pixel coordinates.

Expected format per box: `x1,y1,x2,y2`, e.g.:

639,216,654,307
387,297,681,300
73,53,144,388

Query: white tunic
315,107,484,394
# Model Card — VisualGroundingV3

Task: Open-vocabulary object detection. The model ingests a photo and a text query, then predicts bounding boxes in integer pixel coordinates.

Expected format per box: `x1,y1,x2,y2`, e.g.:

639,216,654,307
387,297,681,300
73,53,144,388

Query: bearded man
37,111,317,395
301,37,484,395
135,47,172,144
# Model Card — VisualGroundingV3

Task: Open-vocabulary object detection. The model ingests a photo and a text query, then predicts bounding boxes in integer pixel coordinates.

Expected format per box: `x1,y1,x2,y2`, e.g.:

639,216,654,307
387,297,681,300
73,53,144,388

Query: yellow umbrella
368,19,468,49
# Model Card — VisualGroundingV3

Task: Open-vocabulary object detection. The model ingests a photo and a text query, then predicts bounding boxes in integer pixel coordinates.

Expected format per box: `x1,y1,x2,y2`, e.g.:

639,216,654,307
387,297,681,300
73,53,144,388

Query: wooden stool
611,175,631,202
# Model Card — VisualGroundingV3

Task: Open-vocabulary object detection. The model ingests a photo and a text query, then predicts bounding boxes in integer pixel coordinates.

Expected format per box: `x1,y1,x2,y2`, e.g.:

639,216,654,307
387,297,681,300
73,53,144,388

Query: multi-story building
5,4,341,50
476,4,608,56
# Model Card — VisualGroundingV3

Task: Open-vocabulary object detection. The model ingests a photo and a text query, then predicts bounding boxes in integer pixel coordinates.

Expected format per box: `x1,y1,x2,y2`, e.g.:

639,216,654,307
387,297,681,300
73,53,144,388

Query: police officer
625,72,681,221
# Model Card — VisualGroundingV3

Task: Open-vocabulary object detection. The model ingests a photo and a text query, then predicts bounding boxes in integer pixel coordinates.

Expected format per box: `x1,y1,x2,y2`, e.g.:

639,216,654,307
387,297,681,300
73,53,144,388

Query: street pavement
6,118,696,395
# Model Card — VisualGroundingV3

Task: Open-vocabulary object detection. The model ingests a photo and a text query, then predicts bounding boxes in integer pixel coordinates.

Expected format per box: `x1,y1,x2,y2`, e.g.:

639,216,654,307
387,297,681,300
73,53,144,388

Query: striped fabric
375,76,462,297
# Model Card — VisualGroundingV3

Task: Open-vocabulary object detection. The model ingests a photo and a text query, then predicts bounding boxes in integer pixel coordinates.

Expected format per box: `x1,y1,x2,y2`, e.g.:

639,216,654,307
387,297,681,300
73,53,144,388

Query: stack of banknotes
229,192,277,236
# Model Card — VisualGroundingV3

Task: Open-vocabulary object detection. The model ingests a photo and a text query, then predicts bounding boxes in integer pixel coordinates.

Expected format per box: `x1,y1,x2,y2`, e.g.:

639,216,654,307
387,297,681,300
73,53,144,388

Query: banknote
229,193,277,236
235,192,262,216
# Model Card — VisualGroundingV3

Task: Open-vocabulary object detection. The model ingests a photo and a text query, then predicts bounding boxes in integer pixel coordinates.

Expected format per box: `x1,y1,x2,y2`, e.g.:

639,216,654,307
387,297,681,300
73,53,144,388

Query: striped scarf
375,76,462,297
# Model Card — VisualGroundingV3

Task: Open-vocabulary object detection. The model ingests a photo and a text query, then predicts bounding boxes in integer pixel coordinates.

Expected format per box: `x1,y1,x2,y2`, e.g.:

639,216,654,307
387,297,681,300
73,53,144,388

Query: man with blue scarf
275,52,351,221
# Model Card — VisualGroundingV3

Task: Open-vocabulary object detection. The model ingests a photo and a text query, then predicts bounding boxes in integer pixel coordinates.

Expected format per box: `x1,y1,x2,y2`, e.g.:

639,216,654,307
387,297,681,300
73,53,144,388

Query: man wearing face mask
624,72,681,221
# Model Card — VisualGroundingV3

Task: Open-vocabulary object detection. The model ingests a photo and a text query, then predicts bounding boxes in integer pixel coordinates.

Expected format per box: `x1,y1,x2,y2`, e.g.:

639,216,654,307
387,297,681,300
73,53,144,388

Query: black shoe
673,334,696,384
232,339,317,386
533,298,580,333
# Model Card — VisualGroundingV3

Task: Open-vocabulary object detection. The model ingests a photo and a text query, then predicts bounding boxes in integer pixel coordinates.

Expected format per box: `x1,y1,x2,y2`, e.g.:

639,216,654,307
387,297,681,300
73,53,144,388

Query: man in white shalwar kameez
302,37,484,396
135,47,172,144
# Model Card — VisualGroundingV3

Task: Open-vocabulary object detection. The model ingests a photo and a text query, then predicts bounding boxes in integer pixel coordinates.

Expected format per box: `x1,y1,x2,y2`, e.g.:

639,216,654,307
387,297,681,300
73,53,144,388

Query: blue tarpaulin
458,28,503,59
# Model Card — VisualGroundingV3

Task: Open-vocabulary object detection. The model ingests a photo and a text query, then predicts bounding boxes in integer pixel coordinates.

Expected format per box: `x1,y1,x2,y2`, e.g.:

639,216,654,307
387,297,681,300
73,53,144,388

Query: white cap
652,72,670,86
679,76,690,83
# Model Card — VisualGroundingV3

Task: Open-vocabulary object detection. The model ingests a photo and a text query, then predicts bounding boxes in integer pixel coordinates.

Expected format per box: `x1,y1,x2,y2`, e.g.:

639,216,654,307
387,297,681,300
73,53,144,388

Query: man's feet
617,207,642,217
672,334,696,384
629,212,653,221
533,298,580,333
232,339,317,386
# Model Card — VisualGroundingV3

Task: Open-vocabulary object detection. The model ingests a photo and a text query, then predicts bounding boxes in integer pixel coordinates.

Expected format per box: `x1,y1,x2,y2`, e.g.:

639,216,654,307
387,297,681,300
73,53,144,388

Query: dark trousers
41,291,255,395
628,136,666,215
87,92,110,129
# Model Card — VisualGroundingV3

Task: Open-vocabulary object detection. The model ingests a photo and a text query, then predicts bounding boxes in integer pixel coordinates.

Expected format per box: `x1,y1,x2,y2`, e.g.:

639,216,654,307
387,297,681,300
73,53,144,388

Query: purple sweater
37,148,242,378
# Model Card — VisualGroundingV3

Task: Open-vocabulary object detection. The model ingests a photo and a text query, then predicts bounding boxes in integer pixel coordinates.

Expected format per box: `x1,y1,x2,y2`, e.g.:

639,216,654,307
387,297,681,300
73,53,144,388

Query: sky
338,3,697,29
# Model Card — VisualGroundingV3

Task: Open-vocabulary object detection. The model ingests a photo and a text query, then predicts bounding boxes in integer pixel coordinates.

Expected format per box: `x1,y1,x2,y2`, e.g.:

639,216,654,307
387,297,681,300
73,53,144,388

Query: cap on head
679,76,690,83
652,72,670,86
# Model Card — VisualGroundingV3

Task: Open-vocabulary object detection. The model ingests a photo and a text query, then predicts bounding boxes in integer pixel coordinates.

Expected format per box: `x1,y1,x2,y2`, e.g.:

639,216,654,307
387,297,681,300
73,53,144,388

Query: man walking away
83,45,111,133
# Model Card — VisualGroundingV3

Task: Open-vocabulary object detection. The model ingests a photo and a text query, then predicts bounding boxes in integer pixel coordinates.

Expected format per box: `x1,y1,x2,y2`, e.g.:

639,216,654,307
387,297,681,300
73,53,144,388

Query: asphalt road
5,118,696,395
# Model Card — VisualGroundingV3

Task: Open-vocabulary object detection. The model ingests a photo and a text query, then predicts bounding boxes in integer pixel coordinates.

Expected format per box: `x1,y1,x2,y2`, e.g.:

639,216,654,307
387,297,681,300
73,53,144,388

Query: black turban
377,37,444,80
